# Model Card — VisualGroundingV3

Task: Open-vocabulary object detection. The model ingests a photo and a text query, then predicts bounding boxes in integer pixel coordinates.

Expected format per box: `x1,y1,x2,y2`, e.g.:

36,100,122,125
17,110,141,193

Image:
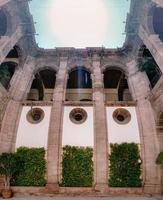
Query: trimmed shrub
12,147,46,186
109,143,142,187
156,151,163,165
61,145,93,187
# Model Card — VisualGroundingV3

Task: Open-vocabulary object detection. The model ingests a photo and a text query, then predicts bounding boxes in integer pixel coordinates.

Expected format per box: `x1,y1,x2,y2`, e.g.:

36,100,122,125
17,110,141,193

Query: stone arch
34,60,59,74
103,67,132,101
67,61,93,74
101,61,128,75
66,66,92,101
67,66,92,89
27,68,56,101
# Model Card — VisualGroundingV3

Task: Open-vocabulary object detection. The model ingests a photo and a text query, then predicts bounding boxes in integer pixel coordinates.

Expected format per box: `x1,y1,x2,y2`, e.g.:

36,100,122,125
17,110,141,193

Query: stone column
92,55,108,192
0,27,22,64
0,56,35,152
46,57,68,192
0,0,11,7
127,60,161,194
139,25,163,73
152,0,163,7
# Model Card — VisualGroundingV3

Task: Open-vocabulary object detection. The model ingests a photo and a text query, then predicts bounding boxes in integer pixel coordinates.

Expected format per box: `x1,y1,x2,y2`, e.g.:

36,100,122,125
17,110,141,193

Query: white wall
16,106,51,149
62,106,94,147
106,107,140,144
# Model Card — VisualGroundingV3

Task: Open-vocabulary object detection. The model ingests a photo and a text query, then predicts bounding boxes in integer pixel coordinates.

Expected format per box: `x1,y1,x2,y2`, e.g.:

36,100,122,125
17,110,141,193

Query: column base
46,183,60,193
144,183,162,194
94,183,109,193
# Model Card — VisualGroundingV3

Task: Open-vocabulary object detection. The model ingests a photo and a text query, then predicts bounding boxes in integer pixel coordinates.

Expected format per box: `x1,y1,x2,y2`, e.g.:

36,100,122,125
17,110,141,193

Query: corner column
92,55,108,192
0,56,35,152
127,60,161,194
46,57,68,192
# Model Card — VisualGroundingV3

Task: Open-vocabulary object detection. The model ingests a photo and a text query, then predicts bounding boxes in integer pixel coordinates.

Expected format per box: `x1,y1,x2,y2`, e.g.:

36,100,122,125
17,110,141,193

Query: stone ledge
11,186,143,195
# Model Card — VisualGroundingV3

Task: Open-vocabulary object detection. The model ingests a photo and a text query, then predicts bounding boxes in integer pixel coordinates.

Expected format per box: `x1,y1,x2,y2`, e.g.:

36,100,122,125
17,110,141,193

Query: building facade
0,0,163,194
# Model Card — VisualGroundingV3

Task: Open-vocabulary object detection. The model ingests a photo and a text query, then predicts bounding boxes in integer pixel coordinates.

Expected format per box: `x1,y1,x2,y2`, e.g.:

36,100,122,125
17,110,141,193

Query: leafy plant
12,147,46,186
156,151,163,165
109,143,142,187
138,57,157,73
61,145,93,187
0,153,19,189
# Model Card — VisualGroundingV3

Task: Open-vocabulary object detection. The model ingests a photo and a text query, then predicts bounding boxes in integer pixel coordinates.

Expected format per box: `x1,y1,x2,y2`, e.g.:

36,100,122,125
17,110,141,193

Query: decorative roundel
113,108,131,125
26,108,44,124
69,108,87,124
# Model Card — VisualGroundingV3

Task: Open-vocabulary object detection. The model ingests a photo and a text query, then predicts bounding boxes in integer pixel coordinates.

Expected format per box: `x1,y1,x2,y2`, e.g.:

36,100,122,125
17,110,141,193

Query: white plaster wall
106,107,140,144
16,106,51,149
62,106,94,147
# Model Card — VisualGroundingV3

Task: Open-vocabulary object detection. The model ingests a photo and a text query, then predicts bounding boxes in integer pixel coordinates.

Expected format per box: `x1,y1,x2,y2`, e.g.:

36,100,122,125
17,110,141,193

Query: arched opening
66,66,92,101
27,69,56,101
153,7,163,42
0,62,17,89
104,68,132,101
6,46,19,58
0,9,7,36
157,112,163,130
138,45,161,88
157,112,163,150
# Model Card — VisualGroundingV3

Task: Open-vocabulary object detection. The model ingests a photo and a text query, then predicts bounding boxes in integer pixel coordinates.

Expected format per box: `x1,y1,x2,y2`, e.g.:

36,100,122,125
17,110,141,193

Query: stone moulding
10,186,143,195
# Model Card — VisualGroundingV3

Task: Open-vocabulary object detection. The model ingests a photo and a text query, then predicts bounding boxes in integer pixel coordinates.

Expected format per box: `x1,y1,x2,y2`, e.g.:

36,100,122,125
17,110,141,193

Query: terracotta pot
1,188,13,199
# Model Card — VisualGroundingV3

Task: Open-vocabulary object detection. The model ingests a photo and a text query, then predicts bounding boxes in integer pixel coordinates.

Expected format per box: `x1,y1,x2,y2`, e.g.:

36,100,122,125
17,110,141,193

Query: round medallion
26,108,44,124
69,108,87,124
113,108,131,125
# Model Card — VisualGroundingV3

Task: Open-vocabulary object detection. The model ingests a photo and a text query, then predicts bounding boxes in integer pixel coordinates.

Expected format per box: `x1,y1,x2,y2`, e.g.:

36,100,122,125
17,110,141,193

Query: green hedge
12,147,46,186
109,143,142,187
61,145,93,187
156,151,163,165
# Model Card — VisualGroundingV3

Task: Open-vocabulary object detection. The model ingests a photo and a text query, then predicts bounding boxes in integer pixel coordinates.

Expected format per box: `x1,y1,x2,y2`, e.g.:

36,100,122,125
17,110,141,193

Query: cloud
46,0,108,47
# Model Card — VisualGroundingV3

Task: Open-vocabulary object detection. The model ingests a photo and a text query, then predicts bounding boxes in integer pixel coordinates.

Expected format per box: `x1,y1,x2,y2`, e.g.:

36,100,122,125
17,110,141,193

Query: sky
29,0,130,48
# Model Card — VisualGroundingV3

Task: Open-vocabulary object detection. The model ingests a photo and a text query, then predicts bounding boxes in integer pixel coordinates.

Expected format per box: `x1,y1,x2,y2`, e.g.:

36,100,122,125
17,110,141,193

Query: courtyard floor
10,195,163,200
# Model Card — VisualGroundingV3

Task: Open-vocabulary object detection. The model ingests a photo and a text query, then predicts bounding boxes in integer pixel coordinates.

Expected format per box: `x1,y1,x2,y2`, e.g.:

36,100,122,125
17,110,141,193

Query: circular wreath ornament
26,108,45,124
69,108,87,124
113,108,131,125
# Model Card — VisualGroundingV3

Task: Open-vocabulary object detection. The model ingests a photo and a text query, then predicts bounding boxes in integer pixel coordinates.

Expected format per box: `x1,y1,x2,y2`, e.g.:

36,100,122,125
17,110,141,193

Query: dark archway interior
67,66,92,89
104,69,129,101
141,45,161,88
6,46,19,58
29,69,56,101
153,7,163,42
0,62,17,89
0,9,7,36
158,112,163,130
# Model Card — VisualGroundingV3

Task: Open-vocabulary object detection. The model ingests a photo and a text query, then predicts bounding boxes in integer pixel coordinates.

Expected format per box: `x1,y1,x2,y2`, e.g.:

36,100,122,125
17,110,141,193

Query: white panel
106,107,140,144
16,106,51,149
62,106,94,147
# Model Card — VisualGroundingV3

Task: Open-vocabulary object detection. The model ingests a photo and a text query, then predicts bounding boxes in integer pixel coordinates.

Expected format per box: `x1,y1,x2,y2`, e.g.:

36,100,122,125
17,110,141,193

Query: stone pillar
92,55,108,192
0,56,35,152
46,57,68,192
152,0,163,7
0,0,11,7
139,25,163,73
127,60,161,194
0,27,22,64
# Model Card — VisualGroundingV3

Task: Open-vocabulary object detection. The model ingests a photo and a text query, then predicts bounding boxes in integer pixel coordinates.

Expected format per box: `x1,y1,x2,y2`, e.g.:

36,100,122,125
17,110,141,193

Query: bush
12,147,46,186
61,145,93,187
156,151,163,165
109,143,142,187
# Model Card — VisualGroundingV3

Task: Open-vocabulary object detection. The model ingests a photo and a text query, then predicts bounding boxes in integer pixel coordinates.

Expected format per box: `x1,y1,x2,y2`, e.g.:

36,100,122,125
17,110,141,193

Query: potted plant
0,152,18,199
